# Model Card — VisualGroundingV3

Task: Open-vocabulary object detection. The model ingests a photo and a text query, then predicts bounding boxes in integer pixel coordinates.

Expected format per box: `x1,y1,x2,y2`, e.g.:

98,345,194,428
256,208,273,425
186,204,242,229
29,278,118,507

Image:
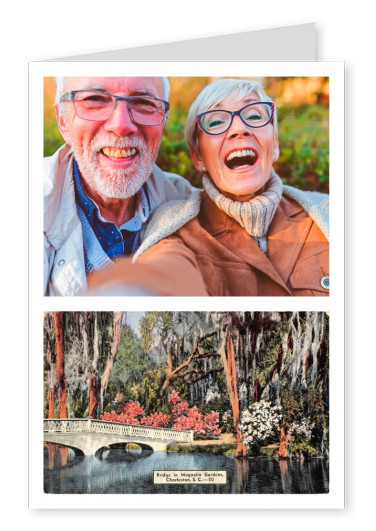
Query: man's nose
103,100,138,136
226,115,252,139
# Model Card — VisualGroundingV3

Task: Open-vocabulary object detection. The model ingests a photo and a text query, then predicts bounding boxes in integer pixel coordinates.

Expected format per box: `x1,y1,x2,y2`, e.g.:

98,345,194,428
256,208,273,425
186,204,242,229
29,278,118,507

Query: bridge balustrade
44,418,193,443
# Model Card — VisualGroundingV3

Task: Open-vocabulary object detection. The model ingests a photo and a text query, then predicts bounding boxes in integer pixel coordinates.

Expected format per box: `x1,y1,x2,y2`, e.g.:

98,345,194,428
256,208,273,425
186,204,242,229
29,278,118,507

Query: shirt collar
73,159,97,226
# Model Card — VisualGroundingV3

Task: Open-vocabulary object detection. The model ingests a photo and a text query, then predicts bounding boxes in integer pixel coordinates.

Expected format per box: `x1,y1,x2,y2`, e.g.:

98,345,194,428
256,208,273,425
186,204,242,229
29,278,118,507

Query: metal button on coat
58,259,65,266
320,276,329,289
114,237,122,244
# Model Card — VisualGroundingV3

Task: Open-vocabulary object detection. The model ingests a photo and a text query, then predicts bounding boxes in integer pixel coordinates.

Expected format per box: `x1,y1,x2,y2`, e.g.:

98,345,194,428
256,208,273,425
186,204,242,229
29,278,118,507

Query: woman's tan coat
88,189,329,296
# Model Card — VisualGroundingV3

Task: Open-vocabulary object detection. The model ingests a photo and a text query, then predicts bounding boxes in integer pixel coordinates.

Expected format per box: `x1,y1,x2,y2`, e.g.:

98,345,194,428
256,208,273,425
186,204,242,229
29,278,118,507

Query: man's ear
55,103,71,145
190,146,205,172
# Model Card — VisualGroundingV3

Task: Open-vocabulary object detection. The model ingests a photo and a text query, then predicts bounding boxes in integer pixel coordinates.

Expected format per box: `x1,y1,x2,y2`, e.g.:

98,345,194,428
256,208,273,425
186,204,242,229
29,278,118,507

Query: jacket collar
44,144,78,251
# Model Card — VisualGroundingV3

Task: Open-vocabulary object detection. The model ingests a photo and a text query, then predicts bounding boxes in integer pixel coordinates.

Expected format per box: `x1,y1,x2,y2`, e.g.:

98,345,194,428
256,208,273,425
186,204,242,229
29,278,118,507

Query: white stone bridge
44,419,193,455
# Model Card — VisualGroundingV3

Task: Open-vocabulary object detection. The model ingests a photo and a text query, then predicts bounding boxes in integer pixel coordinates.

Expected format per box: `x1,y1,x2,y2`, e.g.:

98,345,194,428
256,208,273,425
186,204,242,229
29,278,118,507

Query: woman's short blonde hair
185,78,278,154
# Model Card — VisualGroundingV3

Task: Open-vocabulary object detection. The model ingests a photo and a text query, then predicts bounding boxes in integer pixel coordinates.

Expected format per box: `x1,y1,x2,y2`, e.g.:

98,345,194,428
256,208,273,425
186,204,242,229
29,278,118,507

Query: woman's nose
103,100,138,136
226,114,252,139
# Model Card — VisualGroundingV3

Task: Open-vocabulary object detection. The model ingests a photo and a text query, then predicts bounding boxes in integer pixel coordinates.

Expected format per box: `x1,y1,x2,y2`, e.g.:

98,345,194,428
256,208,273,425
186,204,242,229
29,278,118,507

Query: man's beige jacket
44,144,198,296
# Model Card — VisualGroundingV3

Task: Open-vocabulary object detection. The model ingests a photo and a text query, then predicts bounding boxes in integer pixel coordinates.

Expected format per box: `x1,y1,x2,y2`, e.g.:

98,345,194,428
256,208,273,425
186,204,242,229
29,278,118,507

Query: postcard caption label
154,470,226,484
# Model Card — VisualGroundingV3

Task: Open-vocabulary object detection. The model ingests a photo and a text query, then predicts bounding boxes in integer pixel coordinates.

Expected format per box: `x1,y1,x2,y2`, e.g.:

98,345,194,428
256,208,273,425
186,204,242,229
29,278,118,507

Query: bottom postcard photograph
42,310,330,497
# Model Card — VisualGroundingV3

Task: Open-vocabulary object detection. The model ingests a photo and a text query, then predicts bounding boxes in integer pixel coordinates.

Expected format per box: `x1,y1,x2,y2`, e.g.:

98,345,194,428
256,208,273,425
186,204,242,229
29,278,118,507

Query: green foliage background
44,76,329,193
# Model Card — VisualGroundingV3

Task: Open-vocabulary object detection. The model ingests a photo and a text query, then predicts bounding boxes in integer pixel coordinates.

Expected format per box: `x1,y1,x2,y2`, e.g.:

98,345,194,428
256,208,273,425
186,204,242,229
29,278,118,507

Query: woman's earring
272,155,276,161
201,166,206,172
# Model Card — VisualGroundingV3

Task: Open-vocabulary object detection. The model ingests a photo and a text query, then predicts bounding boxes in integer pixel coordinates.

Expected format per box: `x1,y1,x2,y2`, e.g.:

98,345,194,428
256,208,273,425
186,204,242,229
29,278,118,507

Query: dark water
44,445,329,494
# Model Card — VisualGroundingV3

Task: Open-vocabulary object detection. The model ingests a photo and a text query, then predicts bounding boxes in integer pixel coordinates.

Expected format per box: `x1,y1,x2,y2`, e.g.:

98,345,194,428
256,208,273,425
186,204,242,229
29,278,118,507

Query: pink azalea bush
101,400,144,425
101,391,221,438
168,390,221,439
140,412,170,428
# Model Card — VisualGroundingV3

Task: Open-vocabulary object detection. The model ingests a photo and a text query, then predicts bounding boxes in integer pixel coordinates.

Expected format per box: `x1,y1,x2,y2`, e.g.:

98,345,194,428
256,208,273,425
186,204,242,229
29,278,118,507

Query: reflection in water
98,445,152,463
44,443,84,471
233,457,249,493
44,444,329,494
279,459,292,493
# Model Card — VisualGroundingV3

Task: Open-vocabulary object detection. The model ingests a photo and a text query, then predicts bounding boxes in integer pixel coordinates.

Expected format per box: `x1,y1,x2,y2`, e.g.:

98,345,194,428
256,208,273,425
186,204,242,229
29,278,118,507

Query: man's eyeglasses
60,90,170,126
196,102,275,135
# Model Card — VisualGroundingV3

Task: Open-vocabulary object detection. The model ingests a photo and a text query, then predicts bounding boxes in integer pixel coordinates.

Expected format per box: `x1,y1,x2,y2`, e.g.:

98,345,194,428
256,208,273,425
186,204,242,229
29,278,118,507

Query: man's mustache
89,135,147,153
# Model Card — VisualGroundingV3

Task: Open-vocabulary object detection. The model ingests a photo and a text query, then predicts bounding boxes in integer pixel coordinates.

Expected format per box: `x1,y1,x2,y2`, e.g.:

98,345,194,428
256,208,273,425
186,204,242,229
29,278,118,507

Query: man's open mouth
225,148,258,169
101,147,138,159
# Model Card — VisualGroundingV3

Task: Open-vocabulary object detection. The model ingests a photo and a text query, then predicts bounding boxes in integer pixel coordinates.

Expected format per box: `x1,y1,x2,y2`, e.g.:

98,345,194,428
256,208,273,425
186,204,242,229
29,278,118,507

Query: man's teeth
102,147,137,158
226,149,256,162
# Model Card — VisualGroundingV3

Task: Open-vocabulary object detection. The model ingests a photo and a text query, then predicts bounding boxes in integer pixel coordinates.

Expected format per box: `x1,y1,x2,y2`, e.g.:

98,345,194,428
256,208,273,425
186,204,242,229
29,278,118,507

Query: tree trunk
53,312,67,418
88,369,99,418
47,387,55,419
45,339,55,418
276,426,290,459
220,329,247,457
81,312,90,365
99,312,126,415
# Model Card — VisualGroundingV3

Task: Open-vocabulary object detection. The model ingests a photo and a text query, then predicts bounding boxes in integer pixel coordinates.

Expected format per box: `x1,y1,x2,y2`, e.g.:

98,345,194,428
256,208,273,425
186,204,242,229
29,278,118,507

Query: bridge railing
44,419,193,443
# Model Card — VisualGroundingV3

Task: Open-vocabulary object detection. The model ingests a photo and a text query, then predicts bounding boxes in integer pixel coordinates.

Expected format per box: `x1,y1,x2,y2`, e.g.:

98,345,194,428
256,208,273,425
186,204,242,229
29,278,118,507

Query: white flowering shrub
239,401,281,447
288,418,317,457
289,419,314,440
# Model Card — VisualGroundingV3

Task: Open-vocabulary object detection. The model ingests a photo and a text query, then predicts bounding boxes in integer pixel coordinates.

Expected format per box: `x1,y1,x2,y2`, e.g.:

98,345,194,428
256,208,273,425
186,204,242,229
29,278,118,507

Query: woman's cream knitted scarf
202,170,283,253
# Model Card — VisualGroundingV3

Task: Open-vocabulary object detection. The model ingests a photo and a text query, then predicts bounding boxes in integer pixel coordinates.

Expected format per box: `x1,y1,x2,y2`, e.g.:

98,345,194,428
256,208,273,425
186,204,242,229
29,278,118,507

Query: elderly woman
88,79,329,296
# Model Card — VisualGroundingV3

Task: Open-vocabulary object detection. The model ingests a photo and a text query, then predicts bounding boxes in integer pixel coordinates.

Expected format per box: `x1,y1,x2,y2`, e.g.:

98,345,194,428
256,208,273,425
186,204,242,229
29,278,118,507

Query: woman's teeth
225,149,258,169
226,149,257,161
102,147,137,158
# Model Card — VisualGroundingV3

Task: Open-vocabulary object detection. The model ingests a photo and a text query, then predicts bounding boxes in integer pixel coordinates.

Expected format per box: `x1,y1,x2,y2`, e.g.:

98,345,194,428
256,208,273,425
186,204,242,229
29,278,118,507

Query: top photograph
44,75,329,297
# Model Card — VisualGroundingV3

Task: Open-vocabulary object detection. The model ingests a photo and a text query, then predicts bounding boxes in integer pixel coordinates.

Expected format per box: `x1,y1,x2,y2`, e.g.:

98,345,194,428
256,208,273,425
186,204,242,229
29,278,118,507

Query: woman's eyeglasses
196,102,274,135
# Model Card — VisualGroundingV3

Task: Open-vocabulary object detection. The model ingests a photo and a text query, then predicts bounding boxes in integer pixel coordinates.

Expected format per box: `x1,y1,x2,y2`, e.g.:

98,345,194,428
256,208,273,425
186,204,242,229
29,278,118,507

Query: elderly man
44,76,196,295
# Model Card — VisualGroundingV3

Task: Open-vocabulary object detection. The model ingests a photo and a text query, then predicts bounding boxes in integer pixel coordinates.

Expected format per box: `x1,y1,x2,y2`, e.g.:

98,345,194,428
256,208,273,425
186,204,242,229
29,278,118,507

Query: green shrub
276,104,329,193
224,448,236,456
166,445,180,453
260,446,279,457
288,437,317,458
125,443,141,450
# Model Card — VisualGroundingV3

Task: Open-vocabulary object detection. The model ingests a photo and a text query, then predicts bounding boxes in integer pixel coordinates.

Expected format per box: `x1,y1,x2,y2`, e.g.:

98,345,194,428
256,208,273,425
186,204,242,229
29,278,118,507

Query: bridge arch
44,436,87,456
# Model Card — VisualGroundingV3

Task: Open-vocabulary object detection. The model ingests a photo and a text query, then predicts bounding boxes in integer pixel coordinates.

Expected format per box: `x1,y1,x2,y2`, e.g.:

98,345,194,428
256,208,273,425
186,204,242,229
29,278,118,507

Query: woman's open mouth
225,148,259,170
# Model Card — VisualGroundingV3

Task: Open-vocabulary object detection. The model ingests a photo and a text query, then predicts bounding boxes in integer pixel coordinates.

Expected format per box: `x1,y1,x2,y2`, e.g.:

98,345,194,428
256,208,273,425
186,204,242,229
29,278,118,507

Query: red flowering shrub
122,401,144,424
101,410,123,423
203,411,221,438
100,401,144,425
100,392,221,438
141,412,171,428
168,391,221,439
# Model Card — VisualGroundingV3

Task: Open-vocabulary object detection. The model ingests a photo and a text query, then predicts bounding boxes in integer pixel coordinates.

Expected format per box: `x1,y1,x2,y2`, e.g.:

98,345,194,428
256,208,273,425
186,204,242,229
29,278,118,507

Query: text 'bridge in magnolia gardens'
44,418,194,455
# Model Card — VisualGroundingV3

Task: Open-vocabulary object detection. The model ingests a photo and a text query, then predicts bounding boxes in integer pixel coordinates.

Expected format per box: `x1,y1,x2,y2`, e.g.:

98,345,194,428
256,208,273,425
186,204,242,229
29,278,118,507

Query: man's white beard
70,133,159,199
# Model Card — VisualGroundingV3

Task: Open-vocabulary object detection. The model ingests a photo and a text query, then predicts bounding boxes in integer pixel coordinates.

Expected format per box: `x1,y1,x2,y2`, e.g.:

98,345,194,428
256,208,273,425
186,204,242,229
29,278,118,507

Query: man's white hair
54,76,170,103
185,78,278,154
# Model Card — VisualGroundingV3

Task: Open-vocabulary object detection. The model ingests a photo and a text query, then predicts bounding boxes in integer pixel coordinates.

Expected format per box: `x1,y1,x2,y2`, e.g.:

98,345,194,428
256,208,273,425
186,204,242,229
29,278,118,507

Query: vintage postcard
43,311,329,496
